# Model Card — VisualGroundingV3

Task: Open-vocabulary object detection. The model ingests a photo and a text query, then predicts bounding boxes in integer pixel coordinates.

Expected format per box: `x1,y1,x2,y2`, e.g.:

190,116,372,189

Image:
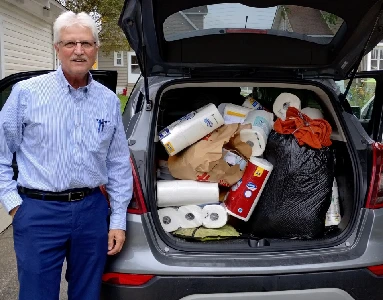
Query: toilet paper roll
301,107,324,120
223,104,254,124
158,207,181,232
242,96,264,110
159,103,224,156
243,110,274,136
157,180,219,207
202,205,228,229
273,93,301,121
239,128,268,157
178,205,204,228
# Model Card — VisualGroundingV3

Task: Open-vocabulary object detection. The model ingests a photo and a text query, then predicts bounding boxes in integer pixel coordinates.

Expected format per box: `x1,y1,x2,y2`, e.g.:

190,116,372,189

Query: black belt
18,186,97,202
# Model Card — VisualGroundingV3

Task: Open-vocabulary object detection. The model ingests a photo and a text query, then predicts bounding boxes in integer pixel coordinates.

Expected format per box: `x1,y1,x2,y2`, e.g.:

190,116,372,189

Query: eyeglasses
59,40,97,49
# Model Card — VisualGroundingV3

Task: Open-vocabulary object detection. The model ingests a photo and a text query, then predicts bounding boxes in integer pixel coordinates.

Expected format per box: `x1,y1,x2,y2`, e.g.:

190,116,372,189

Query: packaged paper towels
220,103,253,124
242,96,264,110
158,103,224,156
224,157,273,221
273,93,301,121
244,110,274,136
302,107,324,120
157,180,219,207
202,205,228,229
325,179,341,226
178,205,203,228
239,128,268,157
158,207,181,232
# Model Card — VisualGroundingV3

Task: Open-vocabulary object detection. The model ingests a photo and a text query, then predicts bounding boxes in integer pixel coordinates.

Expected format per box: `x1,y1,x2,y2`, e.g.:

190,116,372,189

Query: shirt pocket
98,123,115,148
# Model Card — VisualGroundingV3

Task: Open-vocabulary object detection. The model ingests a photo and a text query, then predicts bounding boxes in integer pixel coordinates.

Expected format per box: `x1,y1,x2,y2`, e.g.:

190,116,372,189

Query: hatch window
163,4,344,44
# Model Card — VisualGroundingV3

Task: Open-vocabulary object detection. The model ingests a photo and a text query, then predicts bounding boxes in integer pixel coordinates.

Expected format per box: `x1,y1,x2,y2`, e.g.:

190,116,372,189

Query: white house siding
0,0,65,232
98,50,129,93
0,0,55,77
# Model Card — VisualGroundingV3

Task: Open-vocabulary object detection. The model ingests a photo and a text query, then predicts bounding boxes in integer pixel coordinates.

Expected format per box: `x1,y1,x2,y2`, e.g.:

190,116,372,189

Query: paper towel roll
273,93,301,121
223,104,254,124
178,205,203,228
158,207,181,232
159,103,224,156
202,205,228,229
243,110,274,136
239,128,268,157
157,180,219,207
301,107,324,120
242,96,263,110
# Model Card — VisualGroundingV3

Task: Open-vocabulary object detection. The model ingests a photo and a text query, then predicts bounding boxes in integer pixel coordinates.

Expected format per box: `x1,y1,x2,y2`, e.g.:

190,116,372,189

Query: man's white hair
53,11,99,46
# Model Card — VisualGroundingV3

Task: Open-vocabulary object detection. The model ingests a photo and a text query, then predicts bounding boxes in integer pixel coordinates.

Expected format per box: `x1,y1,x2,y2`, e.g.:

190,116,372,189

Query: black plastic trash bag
247,131,334,239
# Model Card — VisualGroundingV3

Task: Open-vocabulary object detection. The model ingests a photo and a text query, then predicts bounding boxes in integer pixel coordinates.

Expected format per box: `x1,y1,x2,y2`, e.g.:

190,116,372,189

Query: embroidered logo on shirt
97,119,110,132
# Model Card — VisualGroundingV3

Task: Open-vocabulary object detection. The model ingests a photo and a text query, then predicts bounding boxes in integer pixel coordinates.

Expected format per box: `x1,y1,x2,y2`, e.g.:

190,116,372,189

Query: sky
204,4,277,29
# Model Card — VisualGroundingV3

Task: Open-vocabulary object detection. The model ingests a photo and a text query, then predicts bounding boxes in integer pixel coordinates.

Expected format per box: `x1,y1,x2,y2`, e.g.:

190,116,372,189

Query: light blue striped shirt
0,66,133,230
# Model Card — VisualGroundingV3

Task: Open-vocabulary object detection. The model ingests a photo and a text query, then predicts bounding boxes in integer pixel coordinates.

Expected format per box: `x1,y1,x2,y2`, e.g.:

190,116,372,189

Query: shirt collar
56,65,94,94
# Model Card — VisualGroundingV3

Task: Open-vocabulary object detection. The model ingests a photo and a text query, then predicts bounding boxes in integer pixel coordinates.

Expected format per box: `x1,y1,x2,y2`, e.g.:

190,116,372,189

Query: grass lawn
118,95,128,113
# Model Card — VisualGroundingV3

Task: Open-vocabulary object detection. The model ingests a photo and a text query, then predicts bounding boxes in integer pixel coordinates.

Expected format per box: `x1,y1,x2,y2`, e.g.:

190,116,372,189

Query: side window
336,78,376,132
0,84,13,110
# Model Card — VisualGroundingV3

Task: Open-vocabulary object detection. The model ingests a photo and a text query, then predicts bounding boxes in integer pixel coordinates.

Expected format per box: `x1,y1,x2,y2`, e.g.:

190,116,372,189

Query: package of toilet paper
242,96,264,110
222,104,254,124
224,157,273,221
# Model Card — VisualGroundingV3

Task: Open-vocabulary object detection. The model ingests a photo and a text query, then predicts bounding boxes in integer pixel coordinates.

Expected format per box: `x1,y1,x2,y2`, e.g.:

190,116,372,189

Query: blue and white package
159,103,224,156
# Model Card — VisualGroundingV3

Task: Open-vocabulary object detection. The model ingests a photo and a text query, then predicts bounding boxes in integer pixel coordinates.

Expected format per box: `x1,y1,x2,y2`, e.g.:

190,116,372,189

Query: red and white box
224,157,273,221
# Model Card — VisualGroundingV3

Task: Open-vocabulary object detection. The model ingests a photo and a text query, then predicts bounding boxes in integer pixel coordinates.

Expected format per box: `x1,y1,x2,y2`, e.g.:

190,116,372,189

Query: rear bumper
100,268,382,300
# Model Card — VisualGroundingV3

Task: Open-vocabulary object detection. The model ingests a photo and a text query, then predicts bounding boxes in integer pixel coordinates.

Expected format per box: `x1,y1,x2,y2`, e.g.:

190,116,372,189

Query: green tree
57,0,130,54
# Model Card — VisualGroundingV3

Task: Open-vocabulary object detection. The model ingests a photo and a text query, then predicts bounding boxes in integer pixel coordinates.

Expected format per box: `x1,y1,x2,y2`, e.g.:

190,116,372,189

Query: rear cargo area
152,81,359,251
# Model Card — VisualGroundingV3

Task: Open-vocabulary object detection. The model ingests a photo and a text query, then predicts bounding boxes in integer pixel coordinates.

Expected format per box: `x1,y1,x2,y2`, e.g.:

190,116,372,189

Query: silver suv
101,1,383,299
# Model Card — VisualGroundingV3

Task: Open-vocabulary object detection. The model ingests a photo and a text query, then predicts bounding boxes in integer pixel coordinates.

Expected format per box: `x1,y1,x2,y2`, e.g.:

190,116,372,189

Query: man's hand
107,229,126,255
10,206,20,219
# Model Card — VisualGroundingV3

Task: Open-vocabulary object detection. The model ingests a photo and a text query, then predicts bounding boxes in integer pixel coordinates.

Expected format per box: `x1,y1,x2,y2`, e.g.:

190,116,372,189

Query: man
0,11,133,300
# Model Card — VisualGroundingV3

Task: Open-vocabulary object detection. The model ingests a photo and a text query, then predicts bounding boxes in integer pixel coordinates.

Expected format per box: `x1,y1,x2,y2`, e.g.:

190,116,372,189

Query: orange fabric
274,107,332,149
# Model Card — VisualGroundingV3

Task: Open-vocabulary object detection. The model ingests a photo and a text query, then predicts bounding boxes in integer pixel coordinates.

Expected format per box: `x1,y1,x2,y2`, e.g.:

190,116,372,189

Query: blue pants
12,189,109,300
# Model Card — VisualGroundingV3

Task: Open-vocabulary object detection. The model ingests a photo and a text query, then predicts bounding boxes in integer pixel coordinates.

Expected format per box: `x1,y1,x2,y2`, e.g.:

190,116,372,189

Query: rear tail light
100,157,147,214
366,142,383,209
368,265,383,276
102,273,154,286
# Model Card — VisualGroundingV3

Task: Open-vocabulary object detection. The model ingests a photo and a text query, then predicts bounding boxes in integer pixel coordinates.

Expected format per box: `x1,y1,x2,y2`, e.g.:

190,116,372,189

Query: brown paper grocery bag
168,124,251,187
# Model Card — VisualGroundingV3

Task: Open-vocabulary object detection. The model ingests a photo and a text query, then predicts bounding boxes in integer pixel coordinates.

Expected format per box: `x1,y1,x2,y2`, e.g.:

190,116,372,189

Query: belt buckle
69,191,84,201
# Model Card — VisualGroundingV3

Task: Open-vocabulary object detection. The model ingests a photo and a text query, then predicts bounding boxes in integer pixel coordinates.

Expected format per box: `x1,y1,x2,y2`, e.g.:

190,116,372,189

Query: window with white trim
130,54,140,74
370,46,383,70
114,51,124,66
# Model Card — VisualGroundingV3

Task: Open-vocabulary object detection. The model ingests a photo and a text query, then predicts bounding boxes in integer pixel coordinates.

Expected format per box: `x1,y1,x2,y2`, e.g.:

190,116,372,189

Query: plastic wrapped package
247,131,334,239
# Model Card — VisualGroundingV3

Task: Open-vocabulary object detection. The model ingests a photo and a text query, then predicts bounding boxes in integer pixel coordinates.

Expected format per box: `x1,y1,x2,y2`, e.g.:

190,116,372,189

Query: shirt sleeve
105,96,133,230
0,83,27,213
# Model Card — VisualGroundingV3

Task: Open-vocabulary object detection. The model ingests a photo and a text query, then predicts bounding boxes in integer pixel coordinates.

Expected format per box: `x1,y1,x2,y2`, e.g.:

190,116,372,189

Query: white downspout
366,52,371,71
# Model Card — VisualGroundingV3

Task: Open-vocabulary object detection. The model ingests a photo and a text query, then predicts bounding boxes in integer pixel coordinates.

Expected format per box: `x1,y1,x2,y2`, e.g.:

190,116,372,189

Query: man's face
54,24,98,78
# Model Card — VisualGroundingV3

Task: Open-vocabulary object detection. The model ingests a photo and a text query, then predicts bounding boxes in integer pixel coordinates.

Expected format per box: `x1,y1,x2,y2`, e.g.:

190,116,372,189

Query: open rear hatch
119,0,382,252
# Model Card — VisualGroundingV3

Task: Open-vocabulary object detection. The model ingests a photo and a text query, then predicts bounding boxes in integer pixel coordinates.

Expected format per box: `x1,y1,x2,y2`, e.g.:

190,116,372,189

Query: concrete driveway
0,226,68,300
